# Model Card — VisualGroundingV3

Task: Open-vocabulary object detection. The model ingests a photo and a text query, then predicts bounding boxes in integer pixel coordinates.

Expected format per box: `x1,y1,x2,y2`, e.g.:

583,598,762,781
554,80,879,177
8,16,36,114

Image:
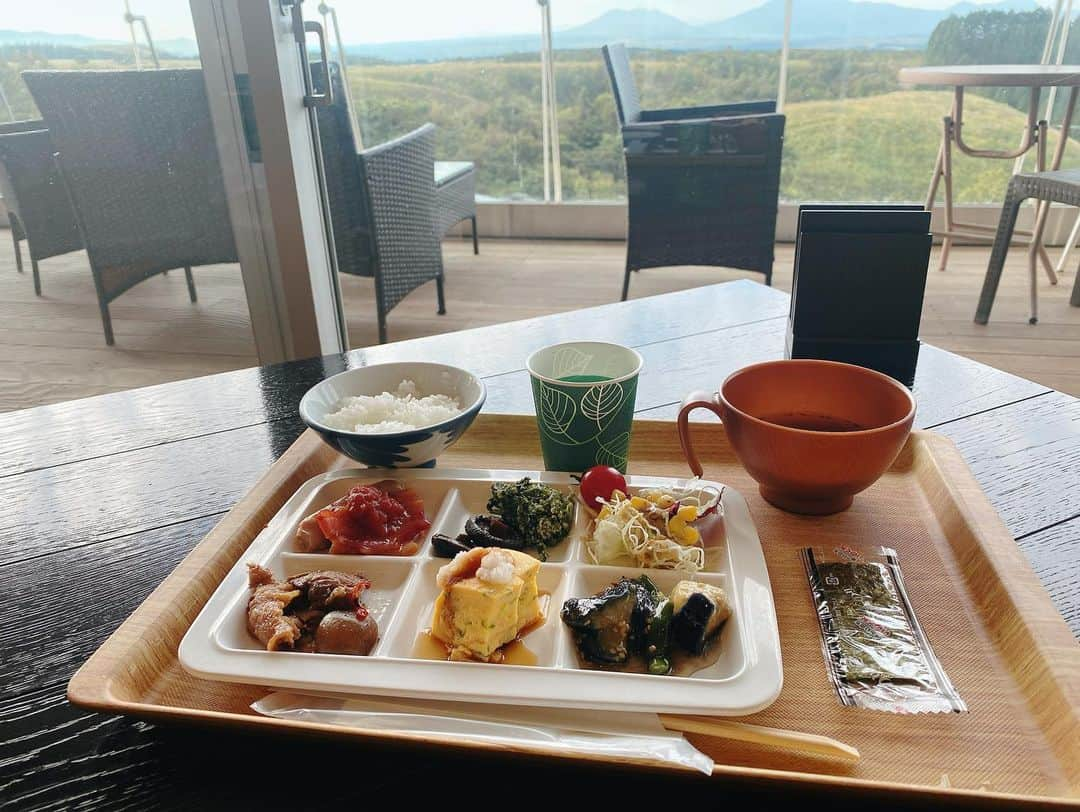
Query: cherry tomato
578,465,628,511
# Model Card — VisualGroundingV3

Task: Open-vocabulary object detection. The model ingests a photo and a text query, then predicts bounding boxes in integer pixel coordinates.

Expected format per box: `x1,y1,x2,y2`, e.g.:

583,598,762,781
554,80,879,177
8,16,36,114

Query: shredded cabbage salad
585,482,723,573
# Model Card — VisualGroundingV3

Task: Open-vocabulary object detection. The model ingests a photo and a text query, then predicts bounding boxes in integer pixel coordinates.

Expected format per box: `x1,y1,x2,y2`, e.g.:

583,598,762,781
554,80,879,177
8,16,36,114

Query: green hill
3,47,1075,205
782,90,1080,203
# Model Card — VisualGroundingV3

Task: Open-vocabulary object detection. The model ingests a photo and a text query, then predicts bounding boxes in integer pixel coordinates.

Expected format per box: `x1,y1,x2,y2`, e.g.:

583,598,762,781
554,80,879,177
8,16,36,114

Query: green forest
2,8,1077,203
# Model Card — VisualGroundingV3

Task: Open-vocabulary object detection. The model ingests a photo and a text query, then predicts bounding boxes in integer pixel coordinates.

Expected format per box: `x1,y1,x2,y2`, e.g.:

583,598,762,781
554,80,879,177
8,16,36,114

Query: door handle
287,1,334,108
303,20,333,107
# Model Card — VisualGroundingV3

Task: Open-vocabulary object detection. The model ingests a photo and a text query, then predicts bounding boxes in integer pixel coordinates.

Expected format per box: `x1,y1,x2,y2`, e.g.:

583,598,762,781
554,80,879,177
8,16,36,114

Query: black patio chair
313,62,447,344
23,69,238,345
602,43,786,300
0,119,82,295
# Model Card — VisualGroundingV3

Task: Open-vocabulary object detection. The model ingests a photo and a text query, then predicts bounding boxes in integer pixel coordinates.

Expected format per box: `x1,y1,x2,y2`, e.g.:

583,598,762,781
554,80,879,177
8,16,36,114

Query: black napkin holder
786,205,931,387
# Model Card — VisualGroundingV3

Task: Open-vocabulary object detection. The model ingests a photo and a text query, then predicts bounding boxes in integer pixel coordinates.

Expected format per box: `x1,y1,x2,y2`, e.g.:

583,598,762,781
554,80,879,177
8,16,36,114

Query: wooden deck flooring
2,233,1078,411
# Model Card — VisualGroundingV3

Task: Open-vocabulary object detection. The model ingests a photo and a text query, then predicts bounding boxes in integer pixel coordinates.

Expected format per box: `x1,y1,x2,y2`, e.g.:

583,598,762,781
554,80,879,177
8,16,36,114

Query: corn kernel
676,505,698,522
681,526,701,545
630,496,648,510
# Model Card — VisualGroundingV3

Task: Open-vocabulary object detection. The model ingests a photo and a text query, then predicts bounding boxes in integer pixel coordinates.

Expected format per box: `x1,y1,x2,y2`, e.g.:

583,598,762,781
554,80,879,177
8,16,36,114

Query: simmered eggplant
561,575,672,672
560,579,638,664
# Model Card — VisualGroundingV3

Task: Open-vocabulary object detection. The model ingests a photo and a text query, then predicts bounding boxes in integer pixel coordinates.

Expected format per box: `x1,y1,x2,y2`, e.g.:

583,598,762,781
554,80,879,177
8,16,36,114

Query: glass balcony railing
336,0,1080,206
1,1,1077,207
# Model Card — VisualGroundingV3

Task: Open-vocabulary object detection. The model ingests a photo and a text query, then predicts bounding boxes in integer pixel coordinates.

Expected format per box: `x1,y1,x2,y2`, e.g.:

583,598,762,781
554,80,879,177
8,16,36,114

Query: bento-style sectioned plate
179,467,782,716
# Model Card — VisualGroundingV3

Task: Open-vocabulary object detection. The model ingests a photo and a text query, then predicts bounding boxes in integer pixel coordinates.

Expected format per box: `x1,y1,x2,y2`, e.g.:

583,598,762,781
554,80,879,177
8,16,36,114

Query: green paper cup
526,341,643,473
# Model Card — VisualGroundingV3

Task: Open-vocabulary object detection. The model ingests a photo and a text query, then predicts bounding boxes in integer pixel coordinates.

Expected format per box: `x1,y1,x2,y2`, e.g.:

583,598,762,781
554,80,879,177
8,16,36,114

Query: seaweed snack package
801,545,966,713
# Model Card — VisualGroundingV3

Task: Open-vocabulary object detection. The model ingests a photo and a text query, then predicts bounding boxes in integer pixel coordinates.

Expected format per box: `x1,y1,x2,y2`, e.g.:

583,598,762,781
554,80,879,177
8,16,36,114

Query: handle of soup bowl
677,390,724,478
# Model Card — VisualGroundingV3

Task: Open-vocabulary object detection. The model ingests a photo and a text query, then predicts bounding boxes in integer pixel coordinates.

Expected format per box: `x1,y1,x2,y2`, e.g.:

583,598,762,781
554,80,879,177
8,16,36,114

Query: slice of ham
295,513,329,552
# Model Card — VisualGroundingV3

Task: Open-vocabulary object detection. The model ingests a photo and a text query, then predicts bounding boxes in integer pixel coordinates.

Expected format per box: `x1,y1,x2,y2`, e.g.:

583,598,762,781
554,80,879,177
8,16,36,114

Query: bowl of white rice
299,362,485,467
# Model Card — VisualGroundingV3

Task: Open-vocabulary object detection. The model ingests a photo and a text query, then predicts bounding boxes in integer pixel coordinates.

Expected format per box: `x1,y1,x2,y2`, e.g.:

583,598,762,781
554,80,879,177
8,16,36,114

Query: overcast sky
2,0,1040,44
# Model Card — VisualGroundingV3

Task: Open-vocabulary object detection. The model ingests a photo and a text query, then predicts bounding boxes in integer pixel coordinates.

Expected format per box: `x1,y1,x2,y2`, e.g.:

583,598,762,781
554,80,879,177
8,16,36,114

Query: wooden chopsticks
660,715,861,762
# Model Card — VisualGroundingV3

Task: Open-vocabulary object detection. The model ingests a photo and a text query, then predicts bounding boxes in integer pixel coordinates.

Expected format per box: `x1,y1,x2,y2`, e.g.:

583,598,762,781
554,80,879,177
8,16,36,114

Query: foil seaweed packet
802,545,966,714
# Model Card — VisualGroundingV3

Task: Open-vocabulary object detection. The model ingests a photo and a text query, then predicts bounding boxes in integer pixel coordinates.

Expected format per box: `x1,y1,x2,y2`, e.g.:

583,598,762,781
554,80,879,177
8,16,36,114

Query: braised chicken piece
246,564,303,651
245,563,377,655
287,570,368,611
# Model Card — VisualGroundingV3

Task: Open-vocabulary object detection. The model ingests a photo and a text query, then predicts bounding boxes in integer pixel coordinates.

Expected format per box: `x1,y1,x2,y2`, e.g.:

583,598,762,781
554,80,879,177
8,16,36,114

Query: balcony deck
2,234,1078,411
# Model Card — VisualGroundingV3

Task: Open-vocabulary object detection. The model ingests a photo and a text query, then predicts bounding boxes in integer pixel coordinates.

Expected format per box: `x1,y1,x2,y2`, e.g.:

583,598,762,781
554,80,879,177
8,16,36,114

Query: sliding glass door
0,0,348,412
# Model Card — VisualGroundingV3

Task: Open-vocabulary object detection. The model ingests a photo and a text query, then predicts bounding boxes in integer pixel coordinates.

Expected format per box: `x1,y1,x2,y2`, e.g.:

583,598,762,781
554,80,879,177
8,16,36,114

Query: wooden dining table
3,280,1077,808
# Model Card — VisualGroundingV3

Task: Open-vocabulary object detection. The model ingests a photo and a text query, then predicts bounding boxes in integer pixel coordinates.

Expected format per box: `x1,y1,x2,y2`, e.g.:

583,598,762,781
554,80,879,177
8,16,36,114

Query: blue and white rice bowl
299,362,486,467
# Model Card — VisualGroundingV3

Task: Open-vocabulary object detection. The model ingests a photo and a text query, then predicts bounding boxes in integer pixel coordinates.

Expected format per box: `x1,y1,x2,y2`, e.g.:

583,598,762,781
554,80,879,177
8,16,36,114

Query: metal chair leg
1028,246,1039,324
100,300,115,346
378,318,387,344
436,273,446,315
470,216,479,255
31,259,41,296
184,266,197,303
975,187,1026,325
620,260,633,301
1057,209,1080,275
12,232,23,274
1026,192,1058,325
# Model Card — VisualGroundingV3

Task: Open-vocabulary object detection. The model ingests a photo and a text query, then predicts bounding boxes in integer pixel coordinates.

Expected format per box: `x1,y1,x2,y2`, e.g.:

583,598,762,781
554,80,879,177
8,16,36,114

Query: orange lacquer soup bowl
677,359,917,515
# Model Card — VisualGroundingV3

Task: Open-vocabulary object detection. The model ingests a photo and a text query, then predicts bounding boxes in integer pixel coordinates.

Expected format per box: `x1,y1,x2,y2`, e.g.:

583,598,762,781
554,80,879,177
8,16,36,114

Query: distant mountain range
344,0,1043,60
0,0,1046,63
0,29,200,58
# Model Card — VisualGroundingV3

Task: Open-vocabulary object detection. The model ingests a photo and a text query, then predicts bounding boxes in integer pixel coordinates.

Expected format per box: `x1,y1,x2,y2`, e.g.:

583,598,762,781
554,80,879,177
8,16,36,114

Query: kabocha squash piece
670,580,731,655
561,579,638,664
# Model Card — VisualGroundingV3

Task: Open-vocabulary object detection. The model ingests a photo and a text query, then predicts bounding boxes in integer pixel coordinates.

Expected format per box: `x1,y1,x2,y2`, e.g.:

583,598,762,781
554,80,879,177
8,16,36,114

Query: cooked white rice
322,379,462,433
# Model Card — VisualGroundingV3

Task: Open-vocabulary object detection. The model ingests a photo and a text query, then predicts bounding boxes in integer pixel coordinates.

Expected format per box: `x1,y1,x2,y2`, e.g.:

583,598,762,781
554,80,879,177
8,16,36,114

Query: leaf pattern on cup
595,431,631,471
538,382,577,438
581,382,624,429
551,346,592,379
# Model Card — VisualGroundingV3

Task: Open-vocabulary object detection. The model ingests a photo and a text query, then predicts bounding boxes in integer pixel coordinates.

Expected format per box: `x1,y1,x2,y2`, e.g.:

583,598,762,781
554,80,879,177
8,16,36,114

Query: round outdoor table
898,64,1080,273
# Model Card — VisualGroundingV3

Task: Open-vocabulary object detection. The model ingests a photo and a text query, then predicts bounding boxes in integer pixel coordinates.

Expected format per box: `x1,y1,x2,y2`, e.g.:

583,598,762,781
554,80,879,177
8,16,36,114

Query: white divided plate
179,468,783,716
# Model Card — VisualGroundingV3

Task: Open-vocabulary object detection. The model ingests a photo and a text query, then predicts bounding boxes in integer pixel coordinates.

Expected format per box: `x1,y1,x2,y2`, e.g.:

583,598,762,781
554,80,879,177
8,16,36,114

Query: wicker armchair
434,160,478,254
0,119,82,295
313,63,446,343
312,62,477,259
359,124,445,344
602,43,785,300
22,69,238,345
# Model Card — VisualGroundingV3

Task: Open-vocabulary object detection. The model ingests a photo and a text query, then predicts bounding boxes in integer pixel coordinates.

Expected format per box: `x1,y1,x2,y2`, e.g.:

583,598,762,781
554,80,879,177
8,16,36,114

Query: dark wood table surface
3,280,1078,809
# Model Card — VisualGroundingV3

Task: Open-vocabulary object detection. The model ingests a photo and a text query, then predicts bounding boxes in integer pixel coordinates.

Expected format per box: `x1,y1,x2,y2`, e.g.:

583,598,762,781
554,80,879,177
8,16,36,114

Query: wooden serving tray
68,415,1080,807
